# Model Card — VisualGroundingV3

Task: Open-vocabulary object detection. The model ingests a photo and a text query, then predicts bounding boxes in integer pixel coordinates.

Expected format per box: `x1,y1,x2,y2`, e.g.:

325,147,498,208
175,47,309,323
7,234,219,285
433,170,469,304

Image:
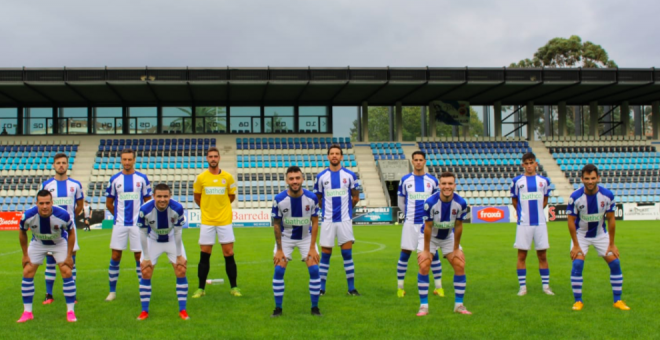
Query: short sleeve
137,209,146,228
105,178,116,199
143,176,152,197
311,196,320,217
544,177,551,197
193,174,203,194
397,179,406,197
175,214,185,227
457,201,469,221
606,195,616,213
567,196,577,216
19,213,27,231
228,174,237,195
75,182,84,201
65,214,73,231
313,175,323,195
432,178,439,195
422,199,433,221
271,199,281,219
510,179,518,198
351,172,360,190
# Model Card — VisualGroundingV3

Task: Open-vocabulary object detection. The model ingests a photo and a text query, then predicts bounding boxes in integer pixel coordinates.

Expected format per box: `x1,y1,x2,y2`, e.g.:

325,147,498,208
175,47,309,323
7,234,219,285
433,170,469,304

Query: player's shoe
271,307,283,318
66,311,77,322
179,310,190,320
517,287,527,296
613,300,631,310
16,312,34,323
319,290,325,296
572,301,584,311
230,288,243,297
347,289,361,296
137,311,149,320
191,289,205,298
397,289,405,297
43,294,54,305
543,287,555,295
105,292,116,301
454,304,472,315
416,305,429,317
311,307,322,316
433,288,445,297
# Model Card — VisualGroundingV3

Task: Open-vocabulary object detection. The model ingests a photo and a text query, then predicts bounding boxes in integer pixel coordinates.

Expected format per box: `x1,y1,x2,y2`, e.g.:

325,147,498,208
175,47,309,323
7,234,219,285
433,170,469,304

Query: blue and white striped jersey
272,189,319,240
41,178,84,218
511,175,551,227
422,193,468,240
398,173,439,224
136,199,185,243
20,205,73,246
105,171,152,227
567,186,615,238
313,168,359,223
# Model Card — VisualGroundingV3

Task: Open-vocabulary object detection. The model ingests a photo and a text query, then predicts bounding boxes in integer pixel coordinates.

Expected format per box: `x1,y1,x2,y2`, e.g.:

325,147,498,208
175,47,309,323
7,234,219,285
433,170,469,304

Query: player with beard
192,147,240,298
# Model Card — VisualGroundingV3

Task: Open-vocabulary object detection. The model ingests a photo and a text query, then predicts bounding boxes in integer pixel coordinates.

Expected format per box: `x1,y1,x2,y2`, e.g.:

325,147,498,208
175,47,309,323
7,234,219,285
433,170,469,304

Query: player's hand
606,245,620,259
307,248,320,264
141,260,153,271
176,256,187,268
274,250,287,266
63,256,74,269
570,245,584,260
21,255,31,268
417,250,432,265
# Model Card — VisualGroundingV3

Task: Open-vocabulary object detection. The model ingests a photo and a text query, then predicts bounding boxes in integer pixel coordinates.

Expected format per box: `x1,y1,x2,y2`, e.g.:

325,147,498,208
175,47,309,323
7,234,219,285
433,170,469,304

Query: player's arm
511,197,518,209
453,220,463,251
316,194,323,210
139,228,152,269
74,198,84,216
605,211,619,258
418,220,433,263
228,194,236,203
106,197,115,216
543,196,548,208
567,215,583,260
351,189,360,208
65,220,75,268
143,196,152,203
19,229,30,267
173,225,186,267
308,216,320,263
272,218,286,265
397,196,405,213
194,193,201,207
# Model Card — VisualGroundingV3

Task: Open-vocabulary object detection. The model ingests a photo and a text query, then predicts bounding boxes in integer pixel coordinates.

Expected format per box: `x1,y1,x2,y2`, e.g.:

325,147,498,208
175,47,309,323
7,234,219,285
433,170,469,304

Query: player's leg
431,250,444,297
129,227,143,282
43,254,57,304
534,224,552,295
219,225,240,296
443,237,470,315
338,221,358,295
72,227,80,282
319,221,336,295
271,242,289,317
397,223,417,296
514,225,532,296
570,238,587,310
516,250,528,295
54,244,76,322
415,237,435,316
194,224,215,297
18,243,42,322
107,227,128,301
597,236,629,310
137,240,158,320
303,239,321,316
173,253,189,319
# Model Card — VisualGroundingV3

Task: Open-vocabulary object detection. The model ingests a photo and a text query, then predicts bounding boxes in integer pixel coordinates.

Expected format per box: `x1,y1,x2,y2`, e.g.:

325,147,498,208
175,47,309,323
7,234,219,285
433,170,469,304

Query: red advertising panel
0,212,23,230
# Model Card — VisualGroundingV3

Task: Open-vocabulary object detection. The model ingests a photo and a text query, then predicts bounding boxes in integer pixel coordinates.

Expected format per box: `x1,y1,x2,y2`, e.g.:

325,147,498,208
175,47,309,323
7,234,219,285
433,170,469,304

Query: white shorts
29,239,68,265
571,234,609,257
273,236,318,261
110,226,142,252
401,222,421,251
417,233,461,257
320,220,354,248
514,225,549,251
141,239,187,266
199,224,235,245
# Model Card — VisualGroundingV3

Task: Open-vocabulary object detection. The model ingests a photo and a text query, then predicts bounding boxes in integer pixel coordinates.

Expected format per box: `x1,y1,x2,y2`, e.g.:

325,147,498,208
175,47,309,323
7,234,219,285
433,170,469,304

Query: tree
177,107,226,133
510,35,617,68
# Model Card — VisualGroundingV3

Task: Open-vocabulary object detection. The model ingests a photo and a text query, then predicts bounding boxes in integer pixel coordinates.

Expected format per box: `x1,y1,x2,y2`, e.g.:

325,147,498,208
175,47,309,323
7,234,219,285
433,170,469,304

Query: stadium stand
0,140,79,212
370,142,405,161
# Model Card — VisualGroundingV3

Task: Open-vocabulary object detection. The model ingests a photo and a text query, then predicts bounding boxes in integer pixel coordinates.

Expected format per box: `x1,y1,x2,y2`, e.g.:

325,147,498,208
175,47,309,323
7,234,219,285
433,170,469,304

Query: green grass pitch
1,221,657,339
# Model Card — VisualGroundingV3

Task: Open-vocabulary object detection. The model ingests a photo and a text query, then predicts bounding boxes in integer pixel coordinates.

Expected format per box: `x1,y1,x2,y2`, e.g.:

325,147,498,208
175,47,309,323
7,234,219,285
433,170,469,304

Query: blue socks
176,277,188,311
72,255,77,281
540,268,550,287
341,249,355,291
418,273,429,305
319,253,331,291
63,277,76,311
21,277,35,312
273,265,286,308
45,255,57,295
135,260,142,281
109,259,120,293
139,278,151,312
517,269,526,288
397,251,411,289
454,275,466,304
608,259,623,303
431,251,443,288
571,259,584,302
308,265,320,308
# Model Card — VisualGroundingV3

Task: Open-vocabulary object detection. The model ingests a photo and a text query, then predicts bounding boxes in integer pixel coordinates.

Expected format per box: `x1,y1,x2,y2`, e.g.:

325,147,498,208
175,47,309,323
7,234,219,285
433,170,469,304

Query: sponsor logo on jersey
580,213,603,222
283,217,311,226
409,193,430,200
53,197,72,206
520,192,544,201
478,207,505,222
35,233,60,241
154,227,172,235
433,221,454,229
325,189,347,197
204,187,226,195
119,192,140,200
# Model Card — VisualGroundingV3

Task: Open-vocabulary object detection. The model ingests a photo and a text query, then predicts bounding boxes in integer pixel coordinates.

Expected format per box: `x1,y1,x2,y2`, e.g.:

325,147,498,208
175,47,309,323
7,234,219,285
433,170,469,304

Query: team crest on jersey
452,209,457,215
539,182,544,188
222,179,227,184
343,178,347,184
137,182,141,188
171,217,176,223
305,205,310,211
53,225,59,231
70,187,74,192
427,183,431,188
601,201,605,207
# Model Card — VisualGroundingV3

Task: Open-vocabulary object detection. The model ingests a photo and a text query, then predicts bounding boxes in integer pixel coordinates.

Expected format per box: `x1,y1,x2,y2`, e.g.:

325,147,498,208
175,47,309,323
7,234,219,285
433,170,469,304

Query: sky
1,0,657,136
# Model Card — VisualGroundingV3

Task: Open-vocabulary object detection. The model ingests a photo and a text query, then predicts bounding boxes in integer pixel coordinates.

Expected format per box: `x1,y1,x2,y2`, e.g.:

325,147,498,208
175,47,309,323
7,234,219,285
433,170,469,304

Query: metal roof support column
420,106,427,138
633,105,642,137
526,102,534,140
428,105,437,139
557,102,567,137
603,105,612,136
621,102,630,136
589,102,599,137
362,102,369,142
494,102,502,138
395,102,403,142
482,106,490,137
652,101,660,140
356,107,362,142
544,105,551,138
574,106,582,137
388,106,394,141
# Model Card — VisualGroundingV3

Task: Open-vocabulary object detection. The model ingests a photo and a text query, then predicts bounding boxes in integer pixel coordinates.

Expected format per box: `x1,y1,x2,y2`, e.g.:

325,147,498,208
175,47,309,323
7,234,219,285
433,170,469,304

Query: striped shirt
511,175,551,227
41,178,84,218
20,205,73,246
567,186,615,238
136,199,185,243
398,173,439,224
105,171,152,227
313,168,360,223
272,189,319,240
422,193,468,240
